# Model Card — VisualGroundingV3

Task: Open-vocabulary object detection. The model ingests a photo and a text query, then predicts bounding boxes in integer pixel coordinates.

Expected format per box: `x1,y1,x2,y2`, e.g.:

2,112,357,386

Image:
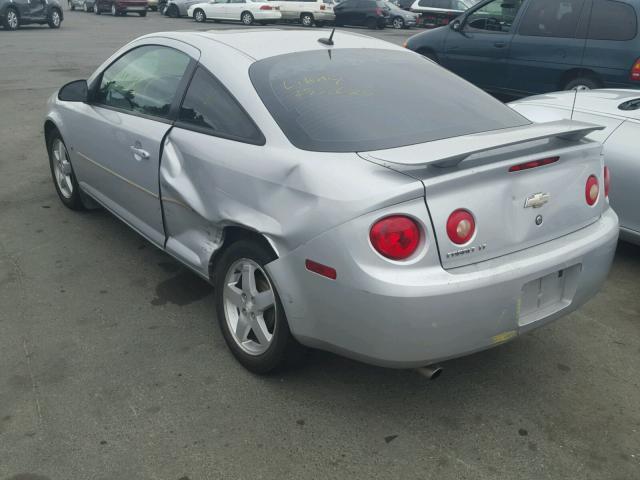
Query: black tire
48,8,62,28
47,129,85,211
366,17,377,29
241,10,253,25
392,16,403,29
70,4,76,10
300,12,313,27
214,240,304,374
3,7,19,30
138,10,146,16
563,76,601,91
193,8,205,22
315,20,323,27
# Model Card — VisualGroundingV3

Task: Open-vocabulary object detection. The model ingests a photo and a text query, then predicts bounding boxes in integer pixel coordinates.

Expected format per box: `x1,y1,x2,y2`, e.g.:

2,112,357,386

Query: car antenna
318,28,336,46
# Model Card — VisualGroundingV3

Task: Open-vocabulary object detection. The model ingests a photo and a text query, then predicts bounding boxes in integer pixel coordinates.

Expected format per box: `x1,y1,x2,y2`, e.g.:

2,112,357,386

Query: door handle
130,146,150,160
494,41,506,48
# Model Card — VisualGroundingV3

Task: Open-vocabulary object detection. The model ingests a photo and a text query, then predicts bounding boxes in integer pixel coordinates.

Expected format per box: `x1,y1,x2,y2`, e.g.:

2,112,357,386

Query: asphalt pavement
0,11,639,480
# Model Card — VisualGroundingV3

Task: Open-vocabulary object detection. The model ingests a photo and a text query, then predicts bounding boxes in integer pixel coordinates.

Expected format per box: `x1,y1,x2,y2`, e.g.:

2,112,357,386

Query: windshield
249,49,529,153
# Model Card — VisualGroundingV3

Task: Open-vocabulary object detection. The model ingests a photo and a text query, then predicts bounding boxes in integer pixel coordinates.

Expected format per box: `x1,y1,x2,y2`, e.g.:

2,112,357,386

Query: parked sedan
45,30,617,373
511,89,639,245
188,0,281,24
333,0,389,28
384,0,416,28
94,0,148,15
406,0,640,97
1,0,63,29
68,0,97,11
277,0,335,27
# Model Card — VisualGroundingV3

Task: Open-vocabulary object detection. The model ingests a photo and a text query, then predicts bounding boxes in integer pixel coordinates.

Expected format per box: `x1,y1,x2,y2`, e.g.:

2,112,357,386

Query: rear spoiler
361,120,604,168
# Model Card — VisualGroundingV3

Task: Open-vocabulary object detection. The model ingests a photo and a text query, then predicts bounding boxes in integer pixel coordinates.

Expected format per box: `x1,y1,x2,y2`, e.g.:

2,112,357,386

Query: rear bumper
253,10,282,20
267,207,619,368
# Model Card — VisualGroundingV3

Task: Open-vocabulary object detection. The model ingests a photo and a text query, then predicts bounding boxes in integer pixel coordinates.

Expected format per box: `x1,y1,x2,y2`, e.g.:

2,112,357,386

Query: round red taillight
604,166,611,198
585,175,599,206
370,216,421,260
446,209,475,245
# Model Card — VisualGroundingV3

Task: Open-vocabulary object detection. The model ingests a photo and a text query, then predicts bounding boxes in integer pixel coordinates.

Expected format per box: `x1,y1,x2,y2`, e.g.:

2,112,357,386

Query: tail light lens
370,216,421,260
630,58,640,81
509,156,559,172
446,209,475,245
604,166,611,198
260,5,272,9
585,175,599,206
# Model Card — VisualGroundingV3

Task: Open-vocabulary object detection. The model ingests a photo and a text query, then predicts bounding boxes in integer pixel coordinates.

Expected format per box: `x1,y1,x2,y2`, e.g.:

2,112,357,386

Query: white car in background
188,0,281,24
275,0,334,27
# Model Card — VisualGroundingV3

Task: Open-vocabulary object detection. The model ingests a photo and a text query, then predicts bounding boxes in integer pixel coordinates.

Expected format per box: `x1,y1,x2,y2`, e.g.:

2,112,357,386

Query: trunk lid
359,120,607,269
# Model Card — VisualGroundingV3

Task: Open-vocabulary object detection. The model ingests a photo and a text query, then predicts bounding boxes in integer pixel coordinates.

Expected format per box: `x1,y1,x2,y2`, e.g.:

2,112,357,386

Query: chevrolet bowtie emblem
524,192,550,209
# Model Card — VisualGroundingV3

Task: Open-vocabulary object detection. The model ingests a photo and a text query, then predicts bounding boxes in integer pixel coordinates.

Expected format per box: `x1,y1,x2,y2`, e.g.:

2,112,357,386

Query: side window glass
519,0,585,38
465,0,525,33
588,0,637,41
178,67,264,144
95,46,190,119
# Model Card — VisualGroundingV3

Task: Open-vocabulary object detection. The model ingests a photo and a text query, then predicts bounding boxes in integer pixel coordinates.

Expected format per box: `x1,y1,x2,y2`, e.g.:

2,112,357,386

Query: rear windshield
249,49,530,152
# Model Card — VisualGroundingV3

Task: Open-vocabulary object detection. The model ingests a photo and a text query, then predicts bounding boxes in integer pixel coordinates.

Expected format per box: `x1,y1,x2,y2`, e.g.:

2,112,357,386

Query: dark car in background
94,0,148,15
334,0,390,28
385,0,417,27
1,0,63,29
406,0,640,97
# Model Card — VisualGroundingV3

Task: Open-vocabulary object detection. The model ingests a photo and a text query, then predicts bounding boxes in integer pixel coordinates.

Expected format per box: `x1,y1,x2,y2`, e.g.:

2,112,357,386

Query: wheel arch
208,226,279,280
44,119,60,146
4,4,20,18
559,68,601,90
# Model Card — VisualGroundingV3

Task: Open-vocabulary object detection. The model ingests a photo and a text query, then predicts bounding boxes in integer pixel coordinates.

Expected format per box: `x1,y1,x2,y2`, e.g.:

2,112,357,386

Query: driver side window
465,0,524,33
94,45,191,119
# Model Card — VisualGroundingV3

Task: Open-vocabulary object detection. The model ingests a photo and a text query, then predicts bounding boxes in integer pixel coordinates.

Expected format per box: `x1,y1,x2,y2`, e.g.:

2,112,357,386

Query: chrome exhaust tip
416,365,443,380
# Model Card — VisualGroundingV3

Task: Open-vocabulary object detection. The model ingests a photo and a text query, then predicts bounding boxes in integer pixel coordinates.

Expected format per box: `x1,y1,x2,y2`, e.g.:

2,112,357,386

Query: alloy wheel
393,17,403,29
52,139,74,199
222,258,277,356
242,12,252,25
301,14,312,26
52,10,61,26
6,9,18,29
194,9,204,21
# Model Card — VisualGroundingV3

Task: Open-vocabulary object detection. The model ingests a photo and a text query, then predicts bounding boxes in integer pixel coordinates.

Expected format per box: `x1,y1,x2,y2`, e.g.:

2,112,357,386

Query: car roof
141,29,404,61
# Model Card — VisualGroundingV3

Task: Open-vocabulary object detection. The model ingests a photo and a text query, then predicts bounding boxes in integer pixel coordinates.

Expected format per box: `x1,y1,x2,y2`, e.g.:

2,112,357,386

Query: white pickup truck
272,0,335,26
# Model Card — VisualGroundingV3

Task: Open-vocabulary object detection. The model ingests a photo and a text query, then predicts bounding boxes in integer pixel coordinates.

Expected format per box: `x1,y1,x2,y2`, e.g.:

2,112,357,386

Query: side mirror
58,79,88,102
450,19,462,31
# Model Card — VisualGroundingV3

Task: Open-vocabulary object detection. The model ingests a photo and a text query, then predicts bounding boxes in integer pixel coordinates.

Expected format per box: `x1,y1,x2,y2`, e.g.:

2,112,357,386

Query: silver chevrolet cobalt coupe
45,30,619,374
